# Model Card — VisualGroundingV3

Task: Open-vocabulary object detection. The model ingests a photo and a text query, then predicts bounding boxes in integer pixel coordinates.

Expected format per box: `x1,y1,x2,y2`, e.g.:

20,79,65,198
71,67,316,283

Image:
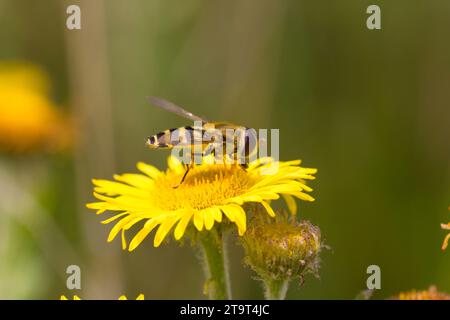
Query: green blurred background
0,0,449,299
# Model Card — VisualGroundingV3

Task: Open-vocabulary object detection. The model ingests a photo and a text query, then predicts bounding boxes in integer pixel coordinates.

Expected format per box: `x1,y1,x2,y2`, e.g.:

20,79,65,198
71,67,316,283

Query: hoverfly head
145,136,158,149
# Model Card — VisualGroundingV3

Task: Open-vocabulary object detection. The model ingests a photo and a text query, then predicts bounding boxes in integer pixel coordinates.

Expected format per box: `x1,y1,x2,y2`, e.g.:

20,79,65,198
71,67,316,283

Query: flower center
152,164,254,211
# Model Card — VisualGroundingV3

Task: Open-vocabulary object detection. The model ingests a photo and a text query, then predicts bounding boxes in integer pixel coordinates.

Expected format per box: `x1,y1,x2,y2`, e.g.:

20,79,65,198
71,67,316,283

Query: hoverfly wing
148,96,207,122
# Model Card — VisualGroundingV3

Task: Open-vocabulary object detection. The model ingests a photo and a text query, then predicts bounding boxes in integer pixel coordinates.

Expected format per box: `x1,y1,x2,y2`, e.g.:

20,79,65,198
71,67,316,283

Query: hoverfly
146,97,258,187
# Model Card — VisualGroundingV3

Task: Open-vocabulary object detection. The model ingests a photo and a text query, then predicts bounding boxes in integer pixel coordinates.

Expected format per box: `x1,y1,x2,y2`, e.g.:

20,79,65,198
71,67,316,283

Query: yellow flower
118,294,145,300
60,295,81,300
60,294,144,300
0,61,72,153
392,286,450,300
87,156,317,251
0,61,50,94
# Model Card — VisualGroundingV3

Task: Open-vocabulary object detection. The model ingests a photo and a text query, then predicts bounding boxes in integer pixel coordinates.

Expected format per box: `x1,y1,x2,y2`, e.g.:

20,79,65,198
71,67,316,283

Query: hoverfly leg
202,143,214,157
240,163,248,171
173,163,193,189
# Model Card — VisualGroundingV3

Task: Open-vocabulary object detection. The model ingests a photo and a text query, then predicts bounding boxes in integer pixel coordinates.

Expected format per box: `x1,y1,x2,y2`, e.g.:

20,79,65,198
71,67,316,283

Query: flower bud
240,216,322,282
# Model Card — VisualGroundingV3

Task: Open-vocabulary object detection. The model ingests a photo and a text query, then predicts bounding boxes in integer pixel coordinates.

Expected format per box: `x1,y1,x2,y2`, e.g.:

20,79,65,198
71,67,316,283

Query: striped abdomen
146,125,205,149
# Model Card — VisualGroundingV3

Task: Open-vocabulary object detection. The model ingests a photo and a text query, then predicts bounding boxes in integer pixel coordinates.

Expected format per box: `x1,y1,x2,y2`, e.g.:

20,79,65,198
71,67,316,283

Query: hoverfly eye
148,136,155,145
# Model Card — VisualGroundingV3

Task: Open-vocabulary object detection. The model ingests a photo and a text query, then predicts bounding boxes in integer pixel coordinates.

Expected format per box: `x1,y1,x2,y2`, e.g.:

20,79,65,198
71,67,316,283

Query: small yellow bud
241,216,322,283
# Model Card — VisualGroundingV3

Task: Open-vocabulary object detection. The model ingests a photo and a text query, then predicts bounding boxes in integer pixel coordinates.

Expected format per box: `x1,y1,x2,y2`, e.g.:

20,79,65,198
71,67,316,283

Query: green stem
263,278,289,300
199,229,231,300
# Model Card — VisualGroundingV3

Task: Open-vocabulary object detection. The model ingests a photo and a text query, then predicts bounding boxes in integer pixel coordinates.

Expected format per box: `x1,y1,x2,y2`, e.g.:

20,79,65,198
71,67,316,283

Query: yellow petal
221,206,235,222
203,209,215,230
279,159,302,166
123,215,148,230
232,206,247,235
211,207,222,222
289,190,315,202
101,212,129,224
154,215,179,247
247,156,274,170
167,155,185,174
222,205,246,235
93,179,148,197
193,210,204,231
282,194,297,215
108,215,136,242
137,162,162,179
261,201,276,217
301,168,317,174
128,219,159,251
114,173,154,189
86,202,108,214
244,191,280,201
174,211,193,240
121,229,127,250
92,192,155,211
236,195,263,202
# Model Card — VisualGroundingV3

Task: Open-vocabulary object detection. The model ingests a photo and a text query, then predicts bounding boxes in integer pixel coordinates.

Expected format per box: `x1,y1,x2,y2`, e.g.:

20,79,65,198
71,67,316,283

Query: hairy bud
241,216,322,283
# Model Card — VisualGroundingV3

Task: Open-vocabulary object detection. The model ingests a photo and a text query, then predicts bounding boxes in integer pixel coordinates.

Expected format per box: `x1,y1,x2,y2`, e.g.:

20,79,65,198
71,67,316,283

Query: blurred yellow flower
60,294,144,300
392,286,450,300
118,294,144,300
0,61,72,153
60,295,81,300
87,156,316,250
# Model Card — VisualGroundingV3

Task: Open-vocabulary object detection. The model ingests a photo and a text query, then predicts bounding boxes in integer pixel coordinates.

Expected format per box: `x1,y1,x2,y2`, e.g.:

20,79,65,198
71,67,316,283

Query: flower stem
263,278,289,300
199,229,231,300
